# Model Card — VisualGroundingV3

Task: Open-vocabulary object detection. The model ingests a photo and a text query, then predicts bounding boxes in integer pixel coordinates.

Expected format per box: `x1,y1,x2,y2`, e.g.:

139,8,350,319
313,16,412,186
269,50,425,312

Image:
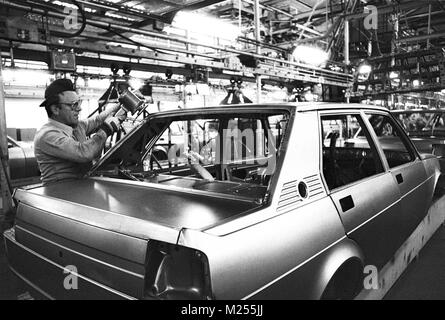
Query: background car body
392,110,445,187
3,103,441,300
7,136,39,180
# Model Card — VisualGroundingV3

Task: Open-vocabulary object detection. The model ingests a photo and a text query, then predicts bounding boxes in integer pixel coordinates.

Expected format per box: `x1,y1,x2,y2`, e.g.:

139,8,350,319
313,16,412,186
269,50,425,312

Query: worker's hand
115,108,128,122
99,116,121,137
183,150,204,164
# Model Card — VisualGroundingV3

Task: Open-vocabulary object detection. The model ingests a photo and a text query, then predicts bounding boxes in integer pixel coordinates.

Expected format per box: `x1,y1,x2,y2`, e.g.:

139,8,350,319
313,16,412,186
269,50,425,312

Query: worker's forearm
96,103,121,122
85,103,121,135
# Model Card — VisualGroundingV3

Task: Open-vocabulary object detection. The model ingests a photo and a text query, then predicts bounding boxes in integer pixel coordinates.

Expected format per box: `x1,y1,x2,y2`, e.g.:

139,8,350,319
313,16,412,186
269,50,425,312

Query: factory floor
385,222,445,300
0,233,36,300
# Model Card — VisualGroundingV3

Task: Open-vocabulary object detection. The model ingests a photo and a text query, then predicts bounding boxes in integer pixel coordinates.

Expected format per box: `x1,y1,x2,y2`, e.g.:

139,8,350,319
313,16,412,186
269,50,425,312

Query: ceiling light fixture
172,11,240,41
358,63,372,74
292,45,329,67
389,71,399,79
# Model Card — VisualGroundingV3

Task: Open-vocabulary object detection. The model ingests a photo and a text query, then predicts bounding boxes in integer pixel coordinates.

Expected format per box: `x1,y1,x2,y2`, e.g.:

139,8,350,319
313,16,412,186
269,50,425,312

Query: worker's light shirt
34,110,114,185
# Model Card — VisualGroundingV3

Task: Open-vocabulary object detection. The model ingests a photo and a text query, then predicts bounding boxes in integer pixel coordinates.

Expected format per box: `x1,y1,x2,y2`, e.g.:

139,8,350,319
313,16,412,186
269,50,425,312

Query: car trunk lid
11,178,258,299
14,177,258,240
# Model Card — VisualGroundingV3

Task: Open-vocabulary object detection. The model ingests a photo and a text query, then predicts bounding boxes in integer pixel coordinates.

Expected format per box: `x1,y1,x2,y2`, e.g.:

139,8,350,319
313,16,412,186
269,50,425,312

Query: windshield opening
92,111,289,202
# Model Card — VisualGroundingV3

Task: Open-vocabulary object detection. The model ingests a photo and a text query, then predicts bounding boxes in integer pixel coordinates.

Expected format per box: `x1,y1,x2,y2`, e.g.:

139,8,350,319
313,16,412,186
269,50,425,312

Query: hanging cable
66,0,86,38
374,29,383,56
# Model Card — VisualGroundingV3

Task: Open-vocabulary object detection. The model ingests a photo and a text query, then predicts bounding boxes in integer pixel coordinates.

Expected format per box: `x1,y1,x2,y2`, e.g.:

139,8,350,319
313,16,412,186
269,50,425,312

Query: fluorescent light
172,11,240,41
358,64,372,74
87,79,110,89
292,45,329,67
3,68,51,86
413,79,420,87
123,2,145,11
52,1,76,9
389,71,399,79
129,78,144,91
105,11,136,21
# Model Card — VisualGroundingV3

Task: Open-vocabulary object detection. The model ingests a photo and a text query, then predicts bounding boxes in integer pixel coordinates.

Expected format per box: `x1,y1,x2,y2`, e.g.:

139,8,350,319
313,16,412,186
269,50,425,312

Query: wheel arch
313,237,365,300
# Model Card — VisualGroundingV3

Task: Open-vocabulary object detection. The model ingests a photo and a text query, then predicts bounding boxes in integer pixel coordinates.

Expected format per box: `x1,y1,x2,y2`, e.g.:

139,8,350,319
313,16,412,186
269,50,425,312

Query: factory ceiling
1,0,444,92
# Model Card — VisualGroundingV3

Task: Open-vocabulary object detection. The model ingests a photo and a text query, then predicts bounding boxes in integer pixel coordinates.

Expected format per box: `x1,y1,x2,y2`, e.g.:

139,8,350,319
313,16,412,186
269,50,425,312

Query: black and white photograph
0,0,445,305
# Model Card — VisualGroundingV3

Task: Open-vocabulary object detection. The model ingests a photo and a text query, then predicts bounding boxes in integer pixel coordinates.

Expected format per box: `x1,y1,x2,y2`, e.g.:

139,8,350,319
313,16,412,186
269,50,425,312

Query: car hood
14,177,258,243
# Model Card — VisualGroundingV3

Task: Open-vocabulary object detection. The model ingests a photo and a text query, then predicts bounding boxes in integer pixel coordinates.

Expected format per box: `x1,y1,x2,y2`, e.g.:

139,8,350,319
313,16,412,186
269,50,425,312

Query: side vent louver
277,175,325,212
277,180,302,212
303,174,324,198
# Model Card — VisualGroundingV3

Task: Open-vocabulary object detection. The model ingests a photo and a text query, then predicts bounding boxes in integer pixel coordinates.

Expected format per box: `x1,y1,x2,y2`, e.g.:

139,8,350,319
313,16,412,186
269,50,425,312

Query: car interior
321,114,384,190
94,113,289,200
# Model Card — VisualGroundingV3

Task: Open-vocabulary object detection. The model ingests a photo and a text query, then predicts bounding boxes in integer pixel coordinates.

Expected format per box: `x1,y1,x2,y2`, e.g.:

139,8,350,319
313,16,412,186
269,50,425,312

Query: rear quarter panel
181,197,352,300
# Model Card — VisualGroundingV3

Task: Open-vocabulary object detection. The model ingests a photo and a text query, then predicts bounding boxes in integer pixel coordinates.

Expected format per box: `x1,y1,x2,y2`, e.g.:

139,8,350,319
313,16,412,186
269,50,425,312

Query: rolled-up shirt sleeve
40,130,108,163
84,103,121,135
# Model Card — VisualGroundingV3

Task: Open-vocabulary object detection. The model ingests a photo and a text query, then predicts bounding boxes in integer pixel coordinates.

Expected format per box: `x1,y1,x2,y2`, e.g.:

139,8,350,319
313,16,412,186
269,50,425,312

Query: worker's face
53,91,82,127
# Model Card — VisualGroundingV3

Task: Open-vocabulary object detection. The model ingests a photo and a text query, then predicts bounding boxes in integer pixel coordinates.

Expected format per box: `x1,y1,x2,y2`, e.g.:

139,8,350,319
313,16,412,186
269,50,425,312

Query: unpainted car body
392,109,445,187
3,103,441,300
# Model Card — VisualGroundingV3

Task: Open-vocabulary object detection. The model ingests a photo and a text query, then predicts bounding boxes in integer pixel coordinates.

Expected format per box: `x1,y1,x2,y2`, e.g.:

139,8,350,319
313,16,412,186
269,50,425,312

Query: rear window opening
92,111,289,202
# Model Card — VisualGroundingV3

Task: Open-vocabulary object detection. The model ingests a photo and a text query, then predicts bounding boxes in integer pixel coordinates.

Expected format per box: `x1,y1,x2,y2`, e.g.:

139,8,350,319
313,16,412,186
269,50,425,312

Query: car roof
391,109,445,114
150,103,390,117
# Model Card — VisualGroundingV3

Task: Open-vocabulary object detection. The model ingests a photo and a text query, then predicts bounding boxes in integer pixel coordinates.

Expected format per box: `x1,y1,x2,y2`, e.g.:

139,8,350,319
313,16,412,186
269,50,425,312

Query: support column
344,19,350,66
391,14,399,109
344,19,350,103
427,4,432,49
0,56,13,229
254,0,262,103
238,0,242,32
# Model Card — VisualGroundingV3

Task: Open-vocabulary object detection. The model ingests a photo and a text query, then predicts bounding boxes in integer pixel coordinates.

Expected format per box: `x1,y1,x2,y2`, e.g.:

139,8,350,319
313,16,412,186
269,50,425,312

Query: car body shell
392,109,445,187
3,103,441,300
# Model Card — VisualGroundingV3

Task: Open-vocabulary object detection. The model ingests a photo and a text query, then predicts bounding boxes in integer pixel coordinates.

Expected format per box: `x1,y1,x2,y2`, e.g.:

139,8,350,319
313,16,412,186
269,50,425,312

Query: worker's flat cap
40,79,76,107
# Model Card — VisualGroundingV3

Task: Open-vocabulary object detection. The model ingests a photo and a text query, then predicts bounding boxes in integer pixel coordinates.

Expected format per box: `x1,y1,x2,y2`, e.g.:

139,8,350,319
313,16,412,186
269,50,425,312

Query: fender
312,237,364,299
245,236,364,300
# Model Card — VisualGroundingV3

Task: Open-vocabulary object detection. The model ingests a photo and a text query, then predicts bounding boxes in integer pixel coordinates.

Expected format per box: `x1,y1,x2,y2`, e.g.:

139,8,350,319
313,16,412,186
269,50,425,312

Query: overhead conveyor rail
0,0,353,88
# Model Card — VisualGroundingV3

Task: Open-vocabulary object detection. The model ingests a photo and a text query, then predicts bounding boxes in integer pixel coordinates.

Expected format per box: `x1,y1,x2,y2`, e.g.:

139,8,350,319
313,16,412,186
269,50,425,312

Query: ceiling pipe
298,0,324,41
403,11,443,20
296,17,341,44
241,0,322,36
242,0,293,18
396,31,445,44
270,21,322,36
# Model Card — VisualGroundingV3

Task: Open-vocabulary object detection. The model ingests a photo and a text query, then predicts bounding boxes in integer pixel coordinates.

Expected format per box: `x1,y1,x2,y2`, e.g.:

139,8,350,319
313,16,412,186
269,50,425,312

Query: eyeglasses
59,101,82,111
